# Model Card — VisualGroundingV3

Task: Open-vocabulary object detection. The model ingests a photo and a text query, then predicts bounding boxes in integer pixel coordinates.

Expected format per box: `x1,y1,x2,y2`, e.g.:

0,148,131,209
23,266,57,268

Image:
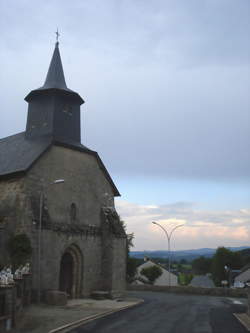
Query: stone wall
0,177,26,266
0,286,16,332
26,145,125,297
0,144,127,298
128,284,248,298
38,230,103,297
0,274,32,332
101,207,127,292
24,145,115,230
247,289,250,316
111,237,127,291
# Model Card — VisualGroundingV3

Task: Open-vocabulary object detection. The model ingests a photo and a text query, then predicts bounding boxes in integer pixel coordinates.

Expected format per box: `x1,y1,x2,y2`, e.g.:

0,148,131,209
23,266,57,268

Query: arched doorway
59,244,83,298
59,252,73,296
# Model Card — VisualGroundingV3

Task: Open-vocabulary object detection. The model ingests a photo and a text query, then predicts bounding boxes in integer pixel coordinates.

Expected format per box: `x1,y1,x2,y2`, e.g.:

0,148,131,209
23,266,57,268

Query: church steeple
25,42,84,144
25,42,84,104
42,42,67,90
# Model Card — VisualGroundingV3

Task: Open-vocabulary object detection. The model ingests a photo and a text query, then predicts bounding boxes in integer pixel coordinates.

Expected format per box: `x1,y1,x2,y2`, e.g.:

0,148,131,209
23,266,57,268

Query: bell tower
24,41,84,144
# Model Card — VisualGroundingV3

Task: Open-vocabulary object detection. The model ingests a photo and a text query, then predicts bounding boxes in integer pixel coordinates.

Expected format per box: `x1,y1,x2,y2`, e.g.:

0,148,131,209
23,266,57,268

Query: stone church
0,41,127,299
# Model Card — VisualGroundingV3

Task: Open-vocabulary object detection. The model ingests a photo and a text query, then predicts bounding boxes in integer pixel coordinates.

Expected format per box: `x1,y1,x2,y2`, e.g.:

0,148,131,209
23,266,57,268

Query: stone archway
59,244,83,298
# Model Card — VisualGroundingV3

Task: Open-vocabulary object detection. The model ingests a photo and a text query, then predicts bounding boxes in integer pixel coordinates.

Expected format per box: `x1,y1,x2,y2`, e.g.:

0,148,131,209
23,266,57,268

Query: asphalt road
69,291,248,333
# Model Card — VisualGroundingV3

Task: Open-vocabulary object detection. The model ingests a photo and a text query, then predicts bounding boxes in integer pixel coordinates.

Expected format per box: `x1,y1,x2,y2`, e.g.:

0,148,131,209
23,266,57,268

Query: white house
136,258,178,286
234,265,250,287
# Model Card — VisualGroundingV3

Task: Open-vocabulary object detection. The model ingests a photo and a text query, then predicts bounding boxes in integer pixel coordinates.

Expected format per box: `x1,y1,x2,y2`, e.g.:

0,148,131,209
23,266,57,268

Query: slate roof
0,132,51,177
42,41,68,90
235,268,250,283
0,132,120,196
25,42,84,104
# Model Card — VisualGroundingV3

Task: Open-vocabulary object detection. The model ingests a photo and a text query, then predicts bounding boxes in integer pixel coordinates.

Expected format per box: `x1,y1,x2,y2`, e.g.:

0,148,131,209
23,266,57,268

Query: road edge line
233,313,250,332
48,299,144,333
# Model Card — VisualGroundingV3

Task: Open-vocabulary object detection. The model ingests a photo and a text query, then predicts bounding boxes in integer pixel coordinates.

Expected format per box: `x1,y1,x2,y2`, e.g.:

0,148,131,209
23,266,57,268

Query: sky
0,0,249,251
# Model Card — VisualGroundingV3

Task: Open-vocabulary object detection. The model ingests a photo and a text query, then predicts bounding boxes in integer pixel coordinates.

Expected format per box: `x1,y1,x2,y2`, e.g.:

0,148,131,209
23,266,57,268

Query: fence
0,273,31,332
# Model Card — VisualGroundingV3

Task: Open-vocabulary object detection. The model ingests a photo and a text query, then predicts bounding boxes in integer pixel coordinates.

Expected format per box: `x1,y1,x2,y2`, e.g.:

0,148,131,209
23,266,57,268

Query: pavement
234,313,250,332
11,291,250,333
226,297,250,331
13,296,143,333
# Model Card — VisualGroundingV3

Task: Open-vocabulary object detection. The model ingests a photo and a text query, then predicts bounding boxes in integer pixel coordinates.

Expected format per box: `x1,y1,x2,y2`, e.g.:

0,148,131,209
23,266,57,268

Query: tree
178,272,194,285
8,233,32,269
180,259,187,265
119,219,134,253
211,247,243,286
192,256,212,275
238,248,250,266
141,265,162,284
119,219,136,281
127,257,139,282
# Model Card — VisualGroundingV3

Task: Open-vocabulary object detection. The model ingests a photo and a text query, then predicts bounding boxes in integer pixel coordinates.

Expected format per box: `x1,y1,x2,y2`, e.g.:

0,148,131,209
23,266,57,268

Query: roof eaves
0,170,26,181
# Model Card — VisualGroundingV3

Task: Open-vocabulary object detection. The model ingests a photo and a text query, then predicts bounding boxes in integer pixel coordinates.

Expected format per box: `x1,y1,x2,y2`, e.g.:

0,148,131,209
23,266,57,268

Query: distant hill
238,248,250,258
130,246,250,262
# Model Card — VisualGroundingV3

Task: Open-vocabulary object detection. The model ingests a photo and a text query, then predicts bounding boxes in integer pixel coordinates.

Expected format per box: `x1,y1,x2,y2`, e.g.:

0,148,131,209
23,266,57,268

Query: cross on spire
55,28,60,43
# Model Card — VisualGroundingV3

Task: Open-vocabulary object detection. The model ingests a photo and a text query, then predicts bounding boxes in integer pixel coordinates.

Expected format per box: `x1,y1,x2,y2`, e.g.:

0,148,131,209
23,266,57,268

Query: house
234,264,250,287
0,40,127,299
136,258,178,286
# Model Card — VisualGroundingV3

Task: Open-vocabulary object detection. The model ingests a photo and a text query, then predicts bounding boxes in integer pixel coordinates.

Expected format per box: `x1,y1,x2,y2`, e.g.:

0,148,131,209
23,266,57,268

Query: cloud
116,199,250,250
0,1,249,183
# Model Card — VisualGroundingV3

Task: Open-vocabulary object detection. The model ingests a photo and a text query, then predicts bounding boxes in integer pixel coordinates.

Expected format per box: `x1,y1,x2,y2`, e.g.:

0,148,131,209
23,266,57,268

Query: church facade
0,42,127,298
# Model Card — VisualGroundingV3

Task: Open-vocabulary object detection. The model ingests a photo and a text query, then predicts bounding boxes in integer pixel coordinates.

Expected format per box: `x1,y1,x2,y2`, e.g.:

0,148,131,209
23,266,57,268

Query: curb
48,299,144,333
233,313,250,332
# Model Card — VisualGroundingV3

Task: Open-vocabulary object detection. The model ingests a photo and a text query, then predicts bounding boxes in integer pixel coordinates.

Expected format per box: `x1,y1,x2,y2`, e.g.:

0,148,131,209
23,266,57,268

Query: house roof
235,268,250,283
137,259,177,277
241,263,250,273
0,132,120,196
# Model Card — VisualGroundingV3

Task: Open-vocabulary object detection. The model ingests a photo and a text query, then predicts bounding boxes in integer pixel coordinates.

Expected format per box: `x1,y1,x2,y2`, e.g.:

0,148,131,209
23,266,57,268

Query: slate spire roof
43,41,67,90
25,42,84,104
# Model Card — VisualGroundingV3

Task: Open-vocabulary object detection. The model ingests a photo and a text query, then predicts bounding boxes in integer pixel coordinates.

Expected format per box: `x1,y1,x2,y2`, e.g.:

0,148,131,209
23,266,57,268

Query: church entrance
59,244,83,298
59,252,73,297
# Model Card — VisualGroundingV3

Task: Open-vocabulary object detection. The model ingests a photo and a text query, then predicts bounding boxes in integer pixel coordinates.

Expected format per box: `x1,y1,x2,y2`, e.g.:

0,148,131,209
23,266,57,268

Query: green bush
141,265,162,284
178,273,194,285
8,233,32,269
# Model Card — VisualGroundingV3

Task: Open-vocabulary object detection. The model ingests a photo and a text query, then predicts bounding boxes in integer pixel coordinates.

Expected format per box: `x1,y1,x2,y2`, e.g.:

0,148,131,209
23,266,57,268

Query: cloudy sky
1,0,249,251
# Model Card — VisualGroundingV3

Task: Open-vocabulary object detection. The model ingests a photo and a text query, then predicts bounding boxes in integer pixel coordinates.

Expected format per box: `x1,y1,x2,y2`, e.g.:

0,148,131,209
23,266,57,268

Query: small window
70,203,77,221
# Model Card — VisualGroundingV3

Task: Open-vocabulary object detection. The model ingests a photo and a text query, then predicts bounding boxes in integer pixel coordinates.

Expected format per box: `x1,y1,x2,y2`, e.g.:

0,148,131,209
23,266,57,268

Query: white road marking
233,300,243,305
227,298,243,305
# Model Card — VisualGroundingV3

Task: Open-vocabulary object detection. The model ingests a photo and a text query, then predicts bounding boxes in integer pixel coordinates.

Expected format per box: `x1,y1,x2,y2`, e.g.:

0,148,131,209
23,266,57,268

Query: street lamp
152,221,184,286
37,179,65,303
224,264,231,287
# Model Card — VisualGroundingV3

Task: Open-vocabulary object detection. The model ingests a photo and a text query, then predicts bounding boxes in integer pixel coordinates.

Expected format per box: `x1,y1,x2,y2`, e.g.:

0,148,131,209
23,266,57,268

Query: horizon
131,246,250,253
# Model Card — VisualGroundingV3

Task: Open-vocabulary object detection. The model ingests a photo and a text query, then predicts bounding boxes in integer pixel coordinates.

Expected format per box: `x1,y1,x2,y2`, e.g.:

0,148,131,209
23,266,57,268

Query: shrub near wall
8,234,32,269
247,289,250,316
127,284,248,298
